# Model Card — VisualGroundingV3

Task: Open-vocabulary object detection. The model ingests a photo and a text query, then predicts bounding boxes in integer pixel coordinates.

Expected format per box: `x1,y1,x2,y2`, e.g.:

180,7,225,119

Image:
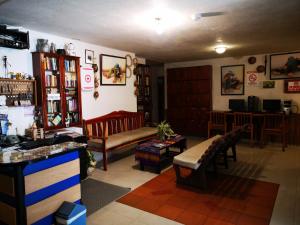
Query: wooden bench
173,126,245,189
83,111,157,170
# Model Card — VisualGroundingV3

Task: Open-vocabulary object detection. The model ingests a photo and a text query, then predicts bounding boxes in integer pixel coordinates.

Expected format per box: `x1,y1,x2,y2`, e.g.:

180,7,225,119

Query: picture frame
284,79,300,93
270,51,300,80
100,54,126,85
262,81,275,89
221,64,245,95
85,49,94,64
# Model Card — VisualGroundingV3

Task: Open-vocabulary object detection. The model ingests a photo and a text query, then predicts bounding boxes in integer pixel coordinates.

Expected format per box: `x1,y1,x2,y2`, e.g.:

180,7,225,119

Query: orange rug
118,168,279,225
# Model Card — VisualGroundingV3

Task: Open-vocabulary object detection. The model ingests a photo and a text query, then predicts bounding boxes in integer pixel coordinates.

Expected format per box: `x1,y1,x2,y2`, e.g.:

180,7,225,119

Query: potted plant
157,121,175,141
87,150,97,175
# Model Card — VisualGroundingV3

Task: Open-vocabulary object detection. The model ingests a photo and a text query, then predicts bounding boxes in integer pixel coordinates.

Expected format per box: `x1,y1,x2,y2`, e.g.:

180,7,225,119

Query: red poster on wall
246,71,258,86
284,80,300,93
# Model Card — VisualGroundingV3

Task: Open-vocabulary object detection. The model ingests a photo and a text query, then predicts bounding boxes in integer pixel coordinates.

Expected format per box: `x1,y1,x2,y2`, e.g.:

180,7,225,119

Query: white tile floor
87,138,300,225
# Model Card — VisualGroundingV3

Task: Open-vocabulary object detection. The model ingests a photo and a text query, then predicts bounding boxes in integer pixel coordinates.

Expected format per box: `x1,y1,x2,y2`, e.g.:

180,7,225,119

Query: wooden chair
261,113,287,151
233,112,254,146
208,111,227,138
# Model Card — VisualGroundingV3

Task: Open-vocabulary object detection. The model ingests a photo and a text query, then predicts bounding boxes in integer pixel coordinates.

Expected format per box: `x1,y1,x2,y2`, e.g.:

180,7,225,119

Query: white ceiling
0,0,300,62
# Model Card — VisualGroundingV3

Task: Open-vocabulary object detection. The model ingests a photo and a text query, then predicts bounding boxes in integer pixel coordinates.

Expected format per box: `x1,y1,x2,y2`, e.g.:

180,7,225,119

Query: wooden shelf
0,78,35,83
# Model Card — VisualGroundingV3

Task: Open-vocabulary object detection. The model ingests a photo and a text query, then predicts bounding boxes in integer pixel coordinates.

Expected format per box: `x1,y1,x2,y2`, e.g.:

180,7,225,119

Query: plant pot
87,167,95,176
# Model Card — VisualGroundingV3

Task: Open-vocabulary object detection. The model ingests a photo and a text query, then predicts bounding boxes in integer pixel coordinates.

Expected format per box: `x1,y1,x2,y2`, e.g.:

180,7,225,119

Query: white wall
165,54,300,111
0,28,139,134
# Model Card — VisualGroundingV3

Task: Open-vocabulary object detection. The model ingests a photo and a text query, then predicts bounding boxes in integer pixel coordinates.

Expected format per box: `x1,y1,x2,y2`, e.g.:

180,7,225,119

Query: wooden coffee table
135,135,187,173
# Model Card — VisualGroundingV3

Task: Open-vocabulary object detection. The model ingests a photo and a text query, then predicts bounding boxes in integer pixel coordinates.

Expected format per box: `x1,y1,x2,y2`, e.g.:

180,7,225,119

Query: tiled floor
87,137,300,225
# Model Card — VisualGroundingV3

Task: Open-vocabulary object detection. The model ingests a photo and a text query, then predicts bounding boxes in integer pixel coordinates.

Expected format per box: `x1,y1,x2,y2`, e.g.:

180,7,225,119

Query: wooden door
167,65,212,137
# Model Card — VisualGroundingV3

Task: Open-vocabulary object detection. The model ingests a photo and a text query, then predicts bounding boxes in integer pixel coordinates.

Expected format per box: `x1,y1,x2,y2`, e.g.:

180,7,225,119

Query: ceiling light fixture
215,44,227,54
155,17,164,35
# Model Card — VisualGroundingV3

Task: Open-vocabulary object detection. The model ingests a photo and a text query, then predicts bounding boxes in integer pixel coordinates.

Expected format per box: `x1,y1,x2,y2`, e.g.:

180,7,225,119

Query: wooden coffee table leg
140,162,144,171
156,165,161,174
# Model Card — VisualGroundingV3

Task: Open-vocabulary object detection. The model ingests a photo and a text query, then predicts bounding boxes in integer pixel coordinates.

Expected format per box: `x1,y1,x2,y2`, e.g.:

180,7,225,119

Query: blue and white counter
0,142,86,225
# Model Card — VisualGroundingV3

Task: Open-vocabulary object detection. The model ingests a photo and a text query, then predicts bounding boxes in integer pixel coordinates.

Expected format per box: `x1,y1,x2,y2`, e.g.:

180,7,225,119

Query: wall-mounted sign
81,67,94,92
246,71,258,87
284,79,300,93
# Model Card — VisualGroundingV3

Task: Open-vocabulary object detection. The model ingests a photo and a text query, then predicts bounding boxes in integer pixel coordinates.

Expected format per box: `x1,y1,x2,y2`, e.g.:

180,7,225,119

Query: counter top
0,141,86,165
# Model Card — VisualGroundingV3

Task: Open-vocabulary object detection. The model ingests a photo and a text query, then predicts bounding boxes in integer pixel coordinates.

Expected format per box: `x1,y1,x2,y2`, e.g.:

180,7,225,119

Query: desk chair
233,112,254,146
261,113,287,151
208,111,227,138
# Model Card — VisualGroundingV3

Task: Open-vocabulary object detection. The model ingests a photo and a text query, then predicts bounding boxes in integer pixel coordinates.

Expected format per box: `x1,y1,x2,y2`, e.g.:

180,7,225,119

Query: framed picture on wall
100,54,126,85
85,49,94,64
270,51,300,80
221,64,245,95
284,79,300,93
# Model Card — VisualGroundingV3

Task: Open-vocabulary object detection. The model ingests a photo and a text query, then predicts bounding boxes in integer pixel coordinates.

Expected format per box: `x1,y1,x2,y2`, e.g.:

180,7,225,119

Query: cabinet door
62,57,81,126
42,54,64,129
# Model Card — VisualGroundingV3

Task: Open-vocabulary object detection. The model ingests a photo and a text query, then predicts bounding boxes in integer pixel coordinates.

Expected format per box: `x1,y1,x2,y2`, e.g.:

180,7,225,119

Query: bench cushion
88,127,157,150
173,135,222,170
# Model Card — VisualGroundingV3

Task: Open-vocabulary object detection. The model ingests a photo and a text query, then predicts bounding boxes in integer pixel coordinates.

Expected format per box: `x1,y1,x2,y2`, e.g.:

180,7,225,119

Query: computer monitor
263,99,282,112
229,99,245,112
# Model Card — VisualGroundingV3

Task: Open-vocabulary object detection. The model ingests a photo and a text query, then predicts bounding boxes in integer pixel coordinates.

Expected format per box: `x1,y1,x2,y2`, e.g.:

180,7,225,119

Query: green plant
157,121,174,141
87,150,97,168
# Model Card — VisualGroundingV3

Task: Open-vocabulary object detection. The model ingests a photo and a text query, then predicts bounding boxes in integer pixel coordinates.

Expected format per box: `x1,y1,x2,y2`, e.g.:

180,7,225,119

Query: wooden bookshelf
136,64,152,126
32,52,82,130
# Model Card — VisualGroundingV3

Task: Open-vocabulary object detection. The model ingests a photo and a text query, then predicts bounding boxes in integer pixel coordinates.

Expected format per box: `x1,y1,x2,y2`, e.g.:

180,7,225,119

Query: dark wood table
135,135,187,173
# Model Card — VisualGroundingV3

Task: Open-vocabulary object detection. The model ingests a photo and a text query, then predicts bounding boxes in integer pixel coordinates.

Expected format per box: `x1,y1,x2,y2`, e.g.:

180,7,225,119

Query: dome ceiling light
215,42,227,54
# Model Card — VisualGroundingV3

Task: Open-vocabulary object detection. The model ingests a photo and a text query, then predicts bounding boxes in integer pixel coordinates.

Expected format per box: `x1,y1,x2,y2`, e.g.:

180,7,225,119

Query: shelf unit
0,78,36,106
136,64,152,126
32,52,82,130
0,27,29,49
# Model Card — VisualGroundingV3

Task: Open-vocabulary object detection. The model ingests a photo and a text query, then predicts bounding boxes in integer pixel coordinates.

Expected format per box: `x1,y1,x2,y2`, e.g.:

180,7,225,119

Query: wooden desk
223,111,289,146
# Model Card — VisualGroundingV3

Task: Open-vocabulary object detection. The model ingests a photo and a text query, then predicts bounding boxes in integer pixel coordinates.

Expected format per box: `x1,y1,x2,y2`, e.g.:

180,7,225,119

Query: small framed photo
221,64,245,95
270,51,300,80
262,81,275,89
284,79,300,93
85,49,94,64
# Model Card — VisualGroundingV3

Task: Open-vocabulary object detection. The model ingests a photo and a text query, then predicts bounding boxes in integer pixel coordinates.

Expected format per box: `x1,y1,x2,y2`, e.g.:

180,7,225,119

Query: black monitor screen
229,99,245,112
263,99,281,112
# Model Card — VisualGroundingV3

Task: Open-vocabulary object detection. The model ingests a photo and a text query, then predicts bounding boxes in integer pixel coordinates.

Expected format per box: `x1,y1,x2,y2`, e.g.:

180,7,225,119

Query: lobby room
0,0,300,225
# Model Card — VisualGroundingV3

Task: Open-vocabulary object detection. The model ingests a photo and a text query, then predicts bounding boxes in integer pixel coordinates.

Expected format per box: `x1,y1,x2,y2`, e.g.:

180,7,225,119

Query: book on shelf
45,74,58,87
65,74,77,88
68,112,79,123
52,114,62,126
44,57,58,71
47,100,60,113
145,76,150,86
66,98,78,112
64,60,76,72
47,93,60,101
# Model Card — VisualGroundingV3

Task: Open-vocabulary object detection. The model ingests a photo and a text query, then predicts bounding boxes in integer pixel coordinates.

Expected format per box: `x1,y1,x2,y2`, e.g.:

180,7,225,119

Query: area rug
117,168,279,225
81,178,131,215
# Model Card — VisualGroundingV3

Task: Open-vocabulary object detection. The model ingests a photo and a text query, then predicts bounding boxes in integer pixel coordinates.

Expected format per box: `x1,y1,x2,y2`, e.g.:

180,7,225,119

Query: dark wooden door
167,65,212,137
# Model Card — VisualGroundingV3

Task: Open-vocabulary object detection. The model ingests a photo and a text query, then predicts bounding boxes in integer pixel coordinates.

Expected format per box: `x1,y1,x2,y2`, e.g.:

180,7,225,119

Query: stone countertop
0,141,86,165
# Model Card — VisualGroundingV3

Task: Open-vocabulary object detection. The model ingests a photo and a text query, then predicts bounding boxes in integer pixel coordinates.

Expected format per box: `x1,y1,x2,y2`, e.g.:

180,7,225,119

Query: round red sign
85,74,91,83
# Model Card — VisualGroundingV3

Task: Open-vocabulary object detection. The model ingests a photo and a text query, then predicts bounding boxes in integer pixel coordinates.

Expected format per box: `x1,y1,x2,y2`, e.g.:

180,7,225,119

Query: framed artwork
85,49,94,64
221,64,245,95
263,81,275,89
100,54,126,85
284,79,300,93
270,52,300,80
